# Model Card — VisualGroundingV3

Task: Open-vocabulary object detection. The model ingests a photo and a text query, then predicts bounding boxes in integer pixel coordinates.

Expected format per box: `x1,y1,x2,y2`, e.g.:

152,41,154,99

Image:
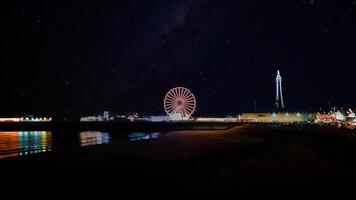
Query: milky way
2,0,356,118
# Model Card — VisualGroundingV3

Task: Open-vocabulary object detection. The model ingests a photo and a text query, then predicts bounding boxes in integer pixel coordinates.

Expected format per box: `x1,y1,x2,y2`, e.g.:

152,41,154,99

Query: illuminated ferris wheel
164,87,196,120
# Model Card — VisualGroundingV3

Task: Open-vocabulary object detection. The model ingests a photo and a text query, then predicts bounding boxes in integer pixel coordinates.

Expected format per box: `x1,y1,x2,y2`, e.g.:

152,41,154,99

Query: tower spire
275,70,285,110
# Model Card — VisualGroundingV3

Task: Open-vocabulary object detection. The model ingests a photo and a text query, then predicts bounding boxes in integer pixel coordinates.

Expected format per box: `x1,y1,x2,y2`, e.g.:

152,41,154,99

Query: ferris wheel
164,87,196,120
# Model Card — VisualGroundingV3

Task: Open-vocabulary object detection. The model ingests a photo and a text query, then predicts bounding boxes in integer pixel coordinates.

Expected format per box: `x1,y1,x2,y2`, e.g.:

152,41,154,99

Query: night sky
3,0,356,119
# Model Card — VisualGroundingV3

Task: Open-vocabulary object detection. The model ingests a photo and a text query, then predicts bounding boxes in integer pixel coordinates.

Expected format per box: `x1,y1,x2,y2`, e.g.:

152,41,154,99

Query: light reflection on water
0,131,162,159
129,132,161,141
0,131,52,159
80,131,110,146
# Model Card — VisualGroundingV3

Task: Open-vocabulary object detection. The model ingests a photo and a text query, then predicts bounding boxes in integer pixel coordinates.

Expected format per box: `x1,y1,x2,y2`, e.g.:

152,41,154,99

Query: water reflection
129,132,161,141
0,131,162,159
0,131,52,159
80,131,110,146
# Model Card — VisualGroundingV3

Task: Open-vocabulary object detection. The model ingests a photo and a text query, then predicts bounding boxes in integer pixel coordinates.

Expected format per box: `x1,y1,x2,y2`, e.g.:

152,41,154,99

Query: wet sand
2,125,356,198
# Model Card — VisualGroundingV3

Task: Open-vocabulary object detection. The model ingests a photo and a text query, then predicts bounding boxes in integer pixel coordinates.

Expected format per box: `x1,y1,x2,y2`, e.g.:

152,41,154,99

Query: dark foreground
1,125,356,198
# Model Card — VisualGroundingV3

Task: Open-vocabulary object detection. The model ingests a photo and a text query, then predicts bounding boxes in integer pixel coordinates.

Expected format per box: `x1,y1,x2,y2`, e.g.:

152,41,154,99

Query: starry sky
2,0,356,119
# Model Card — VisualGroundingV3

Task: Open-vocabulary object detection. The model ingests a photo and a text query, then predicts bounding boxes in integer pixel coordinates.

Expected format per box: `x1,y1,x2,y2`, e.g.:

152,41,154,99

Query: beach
1,125,356,198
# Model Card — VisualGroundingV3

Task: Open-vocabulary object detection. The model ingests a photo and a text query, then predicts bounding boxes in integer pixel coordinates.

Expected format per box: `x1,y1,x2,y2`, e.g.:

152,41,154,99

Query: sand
1,125,356,198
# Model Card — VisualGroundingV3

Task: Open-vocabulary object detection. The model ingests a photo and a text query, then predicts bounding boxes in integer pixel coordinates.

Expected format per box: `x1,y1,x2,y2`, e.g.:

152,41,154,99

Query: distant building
239,112,312,123
80,116,103,122
148,116,168,122
314,114,336,124
0,117,52,123
80,112,140,122
126,112,138,122
314,110,352,124
195,117,238,122
335,111,346,121
134,115,168,122
0,118,21,122
347,109,355,119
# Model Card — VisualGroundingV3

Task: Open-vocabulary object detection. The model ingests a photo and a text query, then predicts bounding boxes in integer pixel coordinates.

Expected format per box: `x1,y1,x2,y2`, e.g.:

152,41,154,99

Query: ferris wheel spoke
167,104,175,111
165,100,173,104
173,107,181,115
180,87,185,93
185,104,195,110
166,104,174,110
185,106,193,112
186,95,195,100
175,88,181,96
186,101,195,105
185,102,194,108
186,100,195,105
185,109,192,118
180,88,186,97
165,96,174,101
180,110,186,118
186,107,195,113
166,97,174,104
174,90,180,99
170,105,178,112
169,90,176,98
166,95,174,100
182,107,189,117
165,99,173,103
185,103,194,108
187,99,195,102
170,90,175,98
165,104,173,108
187,100,195,104
182,111,188,118
165,102,173,107
180,107,186,115
168,109,176,115
169,92,177,99
177,88,182,96
179,92,184,99
166,107,174,113
182,90,190,98
186,99,195,103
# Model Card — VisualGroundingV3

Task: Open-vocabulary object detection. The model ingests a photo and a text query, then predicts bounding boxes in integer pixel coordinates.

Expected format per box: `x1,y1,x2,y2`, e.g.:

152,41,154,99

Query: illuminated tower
103,111,109,121
275,70,285,109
